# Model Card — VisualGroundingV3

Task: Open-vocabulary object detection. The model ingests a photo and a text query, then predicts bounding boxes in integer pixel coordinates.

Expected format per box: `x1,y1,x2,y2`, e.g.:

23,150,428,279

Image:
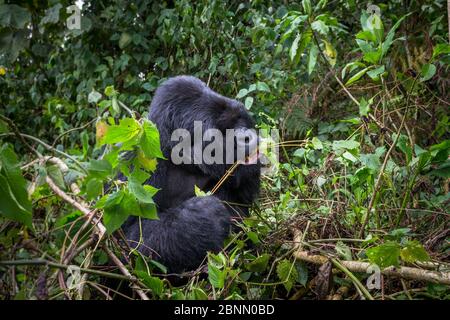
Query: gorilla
122,76,261,273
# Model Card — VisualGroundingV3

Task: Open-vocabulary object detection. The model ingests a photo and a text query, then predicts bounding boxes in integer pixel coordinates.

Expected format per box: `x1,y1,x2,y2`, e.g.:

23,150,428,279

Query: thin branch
103,246,149,300
0,259,133,281
0,132,87,174
0,114,41,157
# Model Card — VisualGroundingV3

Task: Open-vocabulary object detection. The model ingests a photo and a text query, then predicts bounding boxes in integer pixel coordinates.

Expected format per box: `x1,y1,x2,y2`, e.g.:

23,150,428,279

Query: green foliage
276,259,298,293
366,240,429,269
0,0,449,300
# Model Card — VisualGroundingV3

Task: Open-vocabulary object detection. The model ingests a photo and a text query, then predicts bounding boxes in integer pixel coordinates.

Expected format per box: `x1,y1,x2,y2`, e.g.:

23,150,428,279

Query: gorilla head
149,75,260,190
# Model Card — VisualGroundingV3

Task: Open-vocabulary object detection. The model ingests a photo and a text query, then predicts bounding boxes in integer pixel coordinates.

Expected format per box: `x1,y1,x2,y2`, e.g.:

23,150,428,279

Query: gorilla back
122,76,260,273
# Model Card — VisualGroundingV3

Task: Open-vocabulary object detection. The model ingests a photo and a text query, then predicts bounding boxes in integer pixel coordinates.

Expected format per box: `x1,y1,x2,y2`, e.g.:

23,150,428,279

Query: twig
0,132,87,174
0,114,41,157
52,119,96,148
103,246,149,300
0,259,133,281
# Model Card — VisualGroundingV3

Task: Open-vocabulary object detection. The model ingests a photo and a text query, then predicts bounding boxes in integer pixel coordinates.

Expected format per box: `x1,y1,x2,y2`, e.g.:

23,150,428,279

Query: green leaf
359,97,370,116
246,254,270,273
289,34,300,62
102,190,125,209
140,119,163,159
149,259,168,274
0,29,30,62
308,45,318,75
111,96,120,114
276,259,298,293
332,140,360,151
88,159,112,179
366,241,401,268
138,201,158,219
47,164,66,190
367,65,385,80
102,118,140,146
356,30,377,43
342,61,366,79
137,151,158,172
236,88,248,99
429,161,450,178
396,134,412,163
296,262,308,286
246,231,260,244
244,96,254,110
342,151,358,163
135,271,164,296
129,177,156,204
0,4,31,28
302,0,312,15
311,137,323,150
432,43,450,60
102,196,129,234
311,20,328,35
208,263,225,289
256,81,270,92
86,178,103,200
363,50,382,64
381,14,409,57
0,175,32,228
104,85,116,97
417,151,431,171
366,14,384,43
420,63,436,82
335,241,352,260
194,185,210,197
400,240,430,263
193,288,208,300
41,4,62,25
0,119,8,134
323,40,337,66
345,67,370,86
81,131,89,157
119,32,132,49
360,153,382,171
0,144,32,228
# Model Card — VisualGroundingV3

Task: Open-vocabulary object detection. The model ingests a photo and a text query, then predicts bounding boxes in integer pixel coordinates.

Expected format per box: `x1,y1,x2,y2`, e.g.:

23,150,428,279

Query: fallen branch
293,251,450,285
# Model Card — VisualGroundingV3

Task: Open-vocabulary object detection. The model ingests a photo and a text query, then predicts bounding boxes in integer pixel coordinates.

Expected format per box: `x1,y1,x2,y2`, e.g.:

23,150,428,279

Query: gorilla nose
235,128,258,149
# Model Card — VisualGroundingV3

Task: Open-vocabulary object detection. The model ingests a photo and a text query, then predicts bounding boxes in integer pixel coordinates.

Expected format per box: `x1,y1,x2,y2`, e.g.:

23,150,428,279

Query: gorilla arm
122,196,230,273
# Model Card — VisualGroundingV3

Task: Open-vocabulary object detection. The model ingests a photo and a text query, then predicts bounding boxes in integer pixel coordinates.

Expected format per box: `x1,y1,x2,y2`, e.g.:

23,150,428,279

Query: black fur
122,76,260,273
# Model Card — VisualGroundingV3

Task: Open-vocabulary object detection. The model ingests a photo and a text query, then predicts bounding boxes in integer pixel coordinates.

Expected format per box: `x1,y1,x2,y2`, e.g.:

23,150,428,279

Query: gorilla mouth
242,150,260,165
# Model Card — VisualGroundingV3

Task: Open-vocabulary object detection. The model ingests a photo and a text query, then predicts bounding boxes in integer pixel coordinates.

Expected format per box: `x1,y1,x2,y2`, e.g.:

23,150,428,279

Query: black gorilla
122,76,260,273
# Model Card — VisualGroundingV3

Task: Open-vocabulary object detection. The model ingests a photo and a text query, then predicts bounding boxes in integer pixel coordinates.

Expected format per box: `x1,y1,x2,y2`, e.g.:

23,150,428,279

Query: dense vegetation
0,0,449,300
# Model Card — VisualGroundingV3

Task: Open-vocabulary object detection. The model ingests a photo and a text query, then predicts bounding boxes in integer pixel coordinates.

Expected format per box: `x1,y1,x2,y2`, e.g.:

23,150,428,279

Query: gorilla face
149,76,260,186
